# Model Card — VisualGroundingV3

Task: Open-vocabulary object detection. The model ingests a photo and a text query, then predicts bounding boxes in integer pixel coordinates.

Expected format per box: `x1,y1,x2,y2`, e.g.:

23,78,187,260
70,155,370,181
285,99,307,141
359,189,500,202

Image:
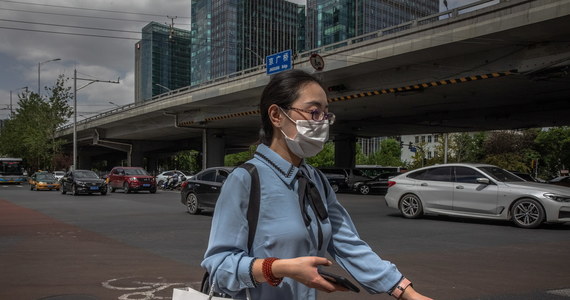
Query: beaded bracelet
262,257,283,286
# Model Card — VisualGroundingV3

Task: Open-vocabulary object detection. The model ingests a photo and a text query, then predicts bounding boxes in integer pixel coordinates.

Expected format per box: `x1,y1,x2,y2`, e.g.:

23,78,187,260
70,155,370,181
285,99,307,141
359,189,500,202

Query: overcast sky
0,0,477,120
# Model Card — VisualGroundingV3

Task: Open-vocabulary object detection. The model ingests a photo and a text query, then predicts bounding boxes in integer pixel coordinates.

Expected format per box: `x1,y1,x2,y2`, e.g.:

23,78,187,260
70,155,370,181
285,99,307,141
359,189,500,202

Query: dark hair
259,69,325,145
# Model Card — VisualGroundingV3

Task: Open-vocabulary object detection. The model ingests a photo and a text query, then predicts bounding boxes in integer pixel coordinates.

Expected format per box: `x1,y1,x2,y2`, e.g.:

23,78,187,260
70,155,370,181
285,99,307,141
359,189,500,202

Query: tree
225,145,256,166
306,141,335,167
482,130,539,172
361,138,403,166
0,75,73,171
534,127,570,178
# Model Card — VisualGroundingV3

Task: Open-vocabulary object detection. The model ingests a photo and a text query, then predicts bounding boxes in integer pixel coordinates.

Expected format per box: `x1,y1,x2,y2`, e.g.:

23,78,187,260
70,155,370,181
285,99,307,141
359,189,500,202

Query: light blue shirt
201,144,402,299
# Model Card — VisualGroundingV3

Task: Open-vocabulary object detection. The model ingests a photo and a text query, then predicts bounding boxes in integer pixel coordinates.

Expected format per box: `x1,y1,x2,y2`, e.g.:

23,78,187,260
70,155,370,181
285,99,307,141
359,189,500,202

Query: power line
0,25,140,40
0,0,190,19
0,18,141,34
0,7,191,26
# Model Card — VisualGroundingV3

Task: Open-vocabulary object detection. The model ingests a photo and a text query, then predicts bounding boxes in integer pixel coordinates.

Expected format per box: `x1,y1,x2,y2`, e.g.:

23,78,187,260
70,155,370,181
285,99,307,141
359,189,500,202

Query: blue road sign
266,49,292,75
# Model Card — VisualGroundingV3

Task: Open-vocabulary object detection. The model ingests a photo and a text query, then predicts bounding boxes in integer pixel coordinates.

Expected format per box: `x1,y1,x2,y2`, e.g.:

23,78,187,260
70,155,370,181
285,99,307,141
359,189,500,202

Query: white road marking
548,288,570,297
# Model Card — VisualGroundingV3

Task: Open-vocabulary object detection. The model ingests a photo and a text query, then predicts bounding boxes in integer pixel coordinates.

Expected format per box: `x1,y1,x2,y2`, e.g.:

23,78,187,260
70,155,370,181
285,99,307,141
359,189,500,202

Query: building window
428,135,432,143
421,136,425,143
434,135,439,143
428,151,432,159
415,136,419,143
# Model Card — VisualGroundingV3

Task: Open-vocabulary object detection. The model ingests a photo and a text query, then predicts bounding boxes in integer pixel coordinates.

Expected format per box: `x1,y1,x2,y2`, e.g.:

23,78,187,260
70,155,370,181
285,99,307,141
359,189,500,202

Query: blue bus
0,157,27,184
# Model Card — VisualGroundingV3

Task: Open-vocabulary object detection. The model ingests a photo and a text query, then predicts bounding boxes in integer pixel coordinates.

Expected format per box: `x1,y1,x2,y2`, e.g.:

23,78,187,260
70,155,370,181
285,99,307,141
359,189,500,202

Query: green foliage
358,139,403,166
534,127,570,178
0,75,73,171
306,141,335,167
173,150,201,172
224,145,256,166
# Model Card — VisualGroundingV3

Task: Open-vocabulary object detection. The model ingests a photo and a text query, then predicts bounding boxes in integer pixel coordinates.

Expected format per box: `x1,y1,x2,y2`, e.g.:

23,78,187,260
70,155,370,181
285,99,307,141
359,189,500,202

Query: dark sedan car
352,172,401,195
61,170,107,196
180,167,234,214
549,176,570,187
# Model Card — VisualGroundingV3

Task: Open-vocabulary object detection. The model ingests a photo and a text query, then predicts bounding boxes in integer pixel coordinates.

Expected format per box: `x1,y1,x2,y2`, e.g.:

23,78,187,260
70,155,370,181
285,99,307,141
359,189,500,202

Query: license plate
90,186,99,190
47,185,53,188
142,184,150,187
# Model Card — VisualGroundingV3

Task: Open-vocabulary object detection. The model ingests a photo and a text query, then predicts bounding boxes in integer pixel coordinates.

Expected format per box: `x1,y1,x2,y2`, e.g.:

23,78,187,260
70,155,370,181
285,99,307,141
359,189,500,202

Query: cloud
0,0,190,118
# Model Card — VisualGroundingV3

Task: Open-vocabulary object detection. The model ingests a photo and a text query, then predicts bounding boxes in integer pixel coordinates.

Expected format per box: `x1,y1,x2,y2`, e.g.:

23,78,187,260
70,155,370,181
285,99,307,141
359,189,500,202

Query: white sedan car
385,163,570,228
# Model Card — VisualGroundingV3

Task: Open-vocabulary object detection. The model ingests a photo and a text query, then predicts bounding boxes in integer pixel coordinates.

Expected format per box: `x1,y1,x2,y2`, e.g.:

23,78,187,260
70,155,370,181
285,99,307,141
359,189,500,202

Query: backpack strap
201,163,260,295
239,162,260,252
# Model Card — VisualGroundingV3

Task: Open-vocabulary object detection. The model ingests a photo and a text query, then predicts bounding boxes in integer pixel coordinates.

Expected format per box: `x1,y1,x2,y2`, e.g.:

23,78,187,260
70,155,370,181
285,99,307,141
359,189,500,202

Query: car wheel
30,184,34,191
399,194,423,219
330,184,339,193
72,184,78,196
123,182,130,194
157,180,164,189
150,188,156,194
109,185,115,193
511,198,545,229
100,189,107,196
185,193,200,215
359,185,370,195
61,185,66,195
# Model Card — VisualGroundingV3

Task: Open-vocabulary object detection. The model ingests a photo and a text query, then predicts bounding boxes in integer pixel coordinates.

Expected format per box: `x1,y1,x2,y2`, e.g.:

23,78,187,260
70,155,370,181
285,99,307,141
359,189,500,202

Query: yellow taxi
29,172,61,191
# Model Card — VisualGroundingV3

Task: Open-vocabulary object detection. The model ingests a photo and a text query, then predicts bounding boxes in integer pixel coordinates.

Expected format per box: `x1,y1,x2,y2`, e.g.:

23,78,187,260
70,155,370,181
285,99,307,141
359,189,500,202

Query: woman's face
280,82,329,138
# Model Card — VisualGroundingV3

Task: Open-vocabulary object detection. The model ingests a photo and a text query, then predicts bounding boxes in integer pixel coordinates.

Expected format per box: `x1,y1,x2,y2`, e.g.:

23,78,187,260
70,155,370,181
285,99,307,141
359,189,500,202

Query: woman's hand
271,256,348,293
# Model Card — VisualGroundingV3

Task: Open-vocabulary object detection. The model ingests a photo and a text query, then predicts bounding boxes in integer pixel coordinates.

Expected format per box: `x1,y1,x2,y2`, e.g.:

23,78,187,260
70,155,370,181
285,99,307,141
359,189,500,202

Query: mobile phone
318,270,360,293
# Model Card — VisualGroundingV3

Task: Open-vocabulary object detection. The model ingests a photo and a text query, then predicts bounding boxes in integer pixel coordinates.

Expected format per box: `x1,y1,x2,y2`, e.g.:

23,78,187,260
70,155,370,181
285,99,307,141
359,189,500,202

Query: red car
107,166,157,193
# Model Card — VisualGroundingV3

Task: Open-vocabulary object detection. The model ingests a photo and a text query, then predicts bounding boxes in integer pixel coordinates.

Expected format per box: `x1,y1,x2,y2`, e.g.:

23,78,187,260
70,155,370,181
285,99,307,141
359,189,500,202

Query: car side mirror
476,178,490,184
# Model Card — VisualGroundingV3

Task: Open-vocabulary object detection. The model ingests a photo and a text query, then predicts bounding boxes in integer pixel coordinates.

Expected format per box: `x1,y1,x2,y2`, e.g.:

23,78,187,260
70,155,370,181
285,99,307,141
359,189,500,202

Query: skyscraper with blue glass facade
306,0,439,49
135,22,191,102
190,0,304,86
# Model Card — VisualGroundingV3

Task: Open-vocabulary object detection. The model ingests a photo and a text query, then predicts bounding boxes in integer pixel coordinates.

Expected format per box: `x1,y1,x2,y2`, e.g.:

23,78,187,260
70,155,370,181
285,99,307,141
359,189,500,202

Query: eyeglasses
287,106,336,125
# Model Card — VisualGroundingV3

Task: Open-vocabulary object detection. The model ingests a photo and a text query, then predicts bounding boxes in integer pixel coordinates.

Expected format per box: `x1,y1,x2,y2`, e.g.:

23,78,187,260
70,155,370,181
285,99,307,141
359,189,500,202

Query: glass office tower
135,22,191,102
191,0,303,85
306,0,439,49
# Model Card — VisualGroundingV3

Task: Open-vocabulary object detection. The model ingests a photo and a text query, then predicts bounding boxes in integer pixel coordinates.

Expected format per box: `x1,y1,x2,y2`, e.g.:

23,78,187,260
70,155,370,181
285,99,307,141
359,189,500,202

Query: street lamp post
155,83,171,94
73,68,120,170
38,58,61,94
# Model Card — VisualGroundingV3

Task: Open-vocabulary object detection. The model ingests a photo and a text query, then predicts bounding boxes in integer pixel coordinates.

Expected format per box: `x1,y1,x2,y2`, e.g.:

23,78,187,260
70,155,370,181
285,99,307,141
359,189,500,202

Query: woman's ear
268,104,282,128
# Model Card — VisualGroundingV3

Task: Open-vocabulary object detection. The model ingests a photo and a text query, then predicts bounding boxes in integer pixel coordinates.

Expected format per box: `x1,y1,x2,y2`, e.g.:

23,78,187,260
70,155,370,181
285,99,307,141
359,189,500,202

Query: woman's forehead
293,82,327,106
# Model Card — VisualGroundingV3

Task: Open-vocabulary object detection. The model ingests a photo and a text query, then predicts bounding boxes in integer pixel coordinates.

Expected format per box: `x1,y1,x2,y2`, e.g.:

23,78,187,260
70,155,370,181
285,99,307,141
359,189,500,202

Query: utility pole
73,68,120,170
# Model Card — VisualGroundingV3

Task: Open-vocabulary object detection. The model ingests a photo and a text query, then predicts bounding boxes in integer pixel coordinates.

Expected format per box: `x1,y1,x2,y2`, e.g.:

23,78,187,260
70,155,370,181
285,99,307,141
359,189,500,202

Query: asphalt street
1,183,569,300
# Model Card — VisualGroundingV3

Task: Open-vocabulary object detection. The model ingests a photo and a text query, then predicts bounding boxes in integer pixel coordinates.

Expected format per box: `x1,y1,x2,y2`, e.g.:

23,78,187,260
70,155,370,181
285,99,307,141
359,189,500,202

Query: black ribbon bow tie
297,167,328,250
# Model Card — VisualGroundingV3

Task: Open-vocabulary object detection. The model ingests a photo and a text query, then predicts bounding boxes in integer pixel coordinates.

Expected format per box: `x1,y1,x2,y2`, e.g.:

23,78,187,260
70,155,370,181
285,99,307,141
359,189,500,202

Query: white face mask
279,107,329,158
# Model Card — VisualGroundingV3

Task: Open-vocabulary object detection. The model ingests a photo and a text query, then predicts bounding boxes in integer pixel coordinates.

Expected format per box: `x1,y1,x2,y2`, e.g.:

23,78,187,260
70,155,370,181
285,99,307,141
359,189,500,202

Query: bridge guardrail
59,0,501,131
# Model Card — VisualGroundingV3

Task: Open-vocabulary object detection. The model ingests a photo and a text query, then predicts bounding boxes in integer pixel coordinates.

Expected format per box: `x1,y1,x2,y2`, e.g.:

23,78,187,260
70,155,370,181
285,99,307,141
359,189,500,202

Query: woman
202,69,432,300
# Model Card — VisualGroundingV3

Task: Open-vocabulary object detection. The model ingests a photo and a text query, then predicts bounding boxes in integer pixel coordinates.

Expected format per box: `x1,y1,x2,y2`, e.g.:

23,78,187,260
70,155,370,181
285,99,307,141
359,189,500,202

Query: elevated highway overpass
58,0,570,170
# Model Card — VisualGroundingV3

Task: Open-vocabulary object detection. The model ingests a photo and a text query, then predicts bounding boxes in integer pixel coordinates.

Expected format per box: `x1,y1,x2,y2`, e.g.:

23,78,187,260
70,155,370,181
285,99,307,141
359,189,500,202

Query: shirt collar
254,144,299,186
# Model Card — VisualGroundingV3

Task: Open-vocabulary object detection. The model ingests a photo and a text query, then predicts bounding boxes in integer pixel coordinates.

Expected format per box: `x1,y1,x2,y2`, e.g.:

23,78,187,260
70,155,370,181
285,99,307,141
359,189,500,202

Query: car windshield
54,171,65,176
37,174,56,181
75,171,99,179
125,168,149,175
477,166,524,182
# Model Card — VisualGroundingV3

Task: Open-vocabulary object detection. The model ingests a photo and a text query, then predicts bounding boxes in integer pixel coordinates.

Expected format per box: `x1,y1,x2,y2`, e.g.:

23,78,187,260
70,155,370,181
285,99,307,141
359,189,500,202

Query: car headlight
76,181,86,186
38,182,46,185
544,193,570,202
129,177,138,181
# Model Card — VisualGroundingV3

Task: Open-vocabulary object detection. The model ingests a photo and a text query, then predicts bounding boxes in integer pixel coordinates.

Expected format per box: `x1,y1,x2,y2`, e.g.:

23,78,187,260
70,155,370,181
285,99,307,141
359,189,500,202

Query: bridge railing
60,0,502,131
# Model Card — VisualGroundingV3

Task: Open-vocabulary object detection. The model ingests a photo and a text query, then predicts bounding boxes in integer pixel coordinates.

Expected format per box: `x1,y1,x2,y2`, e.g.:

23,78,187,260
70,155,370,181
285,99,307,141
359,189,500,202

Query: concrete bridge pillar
202,129,225,169
129,141,145,167
334,135,356,168
78,155,92,170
